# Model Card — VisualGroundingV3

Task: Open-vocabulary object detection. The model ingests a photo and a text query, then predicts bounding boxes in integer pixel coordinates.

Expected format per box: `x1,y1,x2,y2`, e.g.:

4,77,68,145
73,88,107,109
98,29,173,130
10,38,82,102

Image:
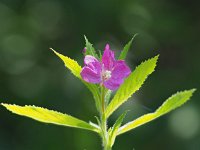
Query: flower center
102,70,112,81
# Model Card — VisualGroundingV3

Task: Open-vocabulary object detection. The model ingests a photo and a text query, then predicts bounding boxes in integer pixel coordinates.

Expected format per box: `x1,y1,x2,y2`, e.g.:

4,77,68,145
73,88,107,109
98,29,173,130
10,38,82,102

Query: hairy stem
100,86,112,150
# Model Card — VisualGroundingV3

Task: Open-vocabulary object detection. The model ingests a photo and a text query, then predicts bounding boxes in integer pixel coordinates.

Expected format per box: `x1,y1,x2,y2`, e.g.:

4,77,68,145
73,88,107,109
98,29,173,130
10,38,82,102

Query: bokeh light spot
169,105,200,139
0,34,37,74
27,0,64,39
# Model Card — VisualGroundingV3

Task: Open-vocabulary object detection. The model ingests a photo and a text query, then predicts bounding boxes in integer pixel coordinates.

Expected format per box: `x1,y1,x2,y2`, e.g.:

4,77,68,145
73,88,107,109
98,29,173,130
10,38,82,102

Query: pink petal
104,78,123,90
102,44,116,70
103,60,131,90
112,60,131,79
81,65,101,83
84,55,99,65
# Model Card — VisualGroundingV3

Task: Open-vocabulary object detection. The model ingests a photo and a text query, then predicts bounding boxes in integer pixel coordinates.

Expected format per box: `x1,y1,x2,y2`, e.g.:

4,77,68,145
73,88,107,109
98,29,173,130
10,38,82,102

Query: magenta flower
81,44,131,90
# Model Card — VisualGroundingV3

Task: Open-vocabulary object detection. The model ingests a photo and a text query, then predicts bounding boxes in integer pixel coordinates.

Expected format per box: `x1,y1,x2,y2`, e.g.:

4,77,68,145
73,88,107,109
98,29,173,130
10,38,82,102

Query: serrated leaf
105,55,159,118
108,111,127,147
51,49,101,112
118,89,196,135
51,48,82,78
84,36,98,58
2,104,100,133
118,34,138,60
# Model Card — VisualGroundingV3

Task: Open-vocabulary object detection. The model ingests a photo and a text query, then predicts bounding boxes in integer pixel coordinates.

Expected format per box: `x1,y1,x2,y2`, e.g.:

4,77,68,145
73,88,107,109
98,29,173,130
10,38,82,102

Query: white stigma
103,70,112,80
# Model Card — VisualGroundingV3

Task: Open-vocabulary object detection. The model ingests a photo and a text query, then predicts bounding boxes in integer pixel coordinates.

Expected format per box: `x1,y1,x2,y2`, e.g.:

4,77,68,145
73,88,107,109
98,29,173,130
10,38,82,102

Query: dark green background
0,0,199,150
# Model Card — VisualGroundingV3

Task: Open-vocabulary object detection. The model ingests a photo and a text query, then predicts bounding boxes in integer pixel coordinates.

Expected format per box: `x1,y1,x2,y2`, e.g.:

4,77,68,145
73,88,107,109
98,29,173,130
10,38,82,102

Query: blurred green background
0,0,199,150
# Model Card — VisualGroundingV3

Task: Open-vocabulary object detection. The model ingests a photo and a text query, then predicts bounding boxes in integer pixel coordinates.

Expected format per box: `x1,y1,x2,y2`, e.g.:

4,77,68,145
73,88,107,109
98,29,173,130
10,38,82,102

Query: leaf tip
49,47,54,51
181,88,196,96
190,88,197,92
154,54,160,60
131,33,139,41
1,103,10,107
187,88,197,96
84,35,88,42
1,103,16,112
50,48,63,60
152,54,159,67
50,48,59,56
1,103,6,107
146,54,159,64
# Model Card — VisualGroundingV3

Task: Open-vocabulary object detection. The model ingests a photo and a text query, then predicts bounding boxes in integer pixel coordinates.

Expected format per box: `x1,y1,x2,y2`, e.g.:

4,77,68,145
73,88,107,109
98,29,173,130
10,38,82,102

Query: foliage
1,37,196,150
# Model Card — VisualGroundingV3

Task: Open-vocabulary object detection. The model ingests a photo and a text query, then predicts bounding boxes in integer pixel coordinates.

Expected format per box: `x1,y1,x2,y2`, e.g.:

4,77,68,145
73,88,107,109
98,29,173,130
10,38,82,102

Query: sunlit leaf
118,89,196,135
51,48,82,78
2,104,100,133
108,111,127,147
105,55,159,118
51,49,101,112
118,34,138,60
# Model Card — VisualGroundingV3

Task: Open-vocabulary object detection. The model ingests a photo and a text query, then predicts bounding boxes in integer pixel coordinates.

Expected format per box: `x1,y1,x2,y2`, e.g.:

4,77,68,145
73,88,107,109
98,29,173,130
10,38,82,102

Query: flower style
81,44,131,90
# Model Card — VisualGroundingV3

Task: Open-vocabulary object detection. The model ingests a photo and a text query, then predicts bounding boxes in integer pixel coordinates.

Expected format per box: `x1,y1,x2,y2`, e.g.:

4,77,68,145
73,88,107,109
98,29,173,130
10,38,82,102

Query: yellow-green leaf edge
105,55,159,118
117,89,196,135
51,49,101,111
1,103,100,133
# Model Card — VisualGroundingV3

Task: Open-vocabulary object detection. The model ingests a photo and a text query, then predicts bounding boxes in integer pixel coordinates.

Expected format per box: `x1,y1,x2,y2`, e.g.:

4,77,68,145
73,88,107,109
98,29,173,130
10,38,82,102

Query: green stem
101,86,105,113
100,85,112,150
